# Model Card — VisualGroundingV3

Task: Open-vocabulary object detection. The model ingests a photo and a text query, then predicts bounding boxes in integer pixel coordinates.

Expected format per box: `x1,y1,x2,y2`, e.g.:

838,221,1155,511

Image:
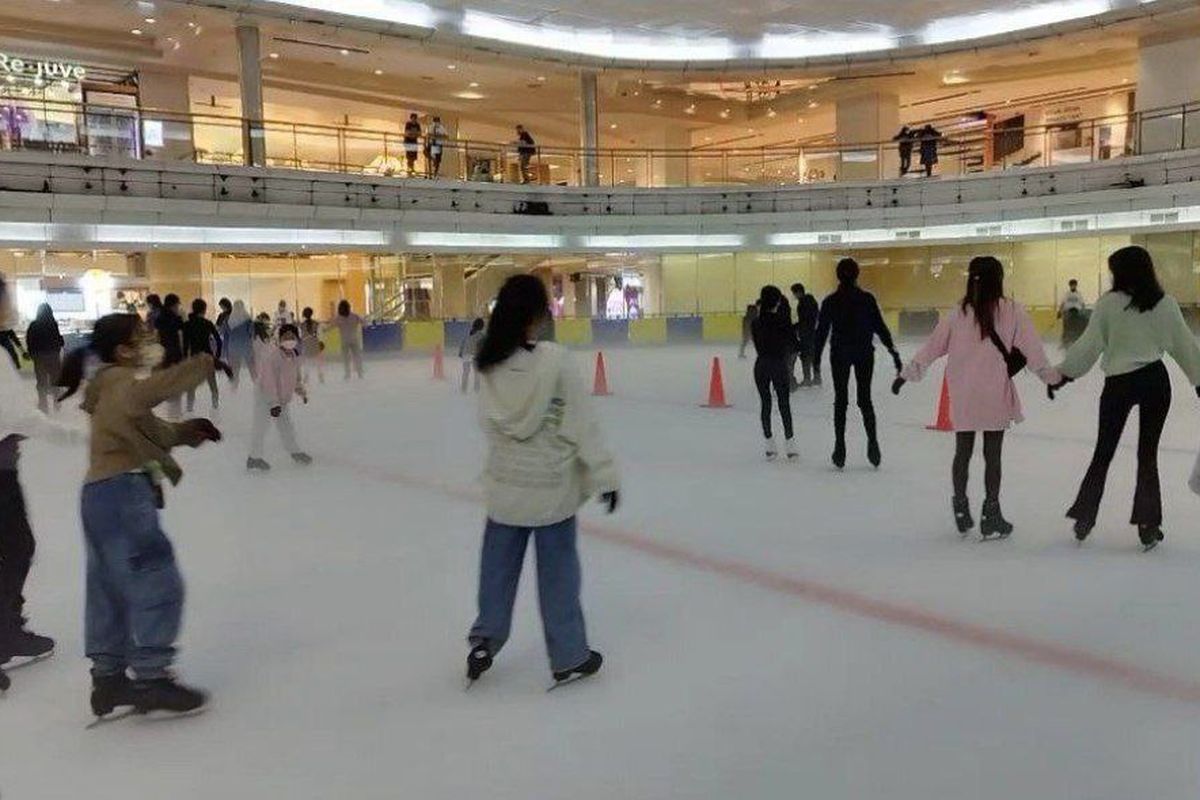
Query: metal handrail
1,96,1196,187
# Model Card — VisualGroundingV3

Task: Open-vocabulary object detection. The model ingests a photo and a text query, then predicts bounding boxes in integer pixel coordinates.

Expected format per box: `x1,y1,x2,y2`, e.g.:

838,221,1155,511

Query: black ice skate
1,622,55,668
131,675,209,716
952,496,974,535
979,499,1013,540
464,640,493,689
0,669,9,692
831,441,846,470
90,672,136,718
866,438,881,468
549,650,603,691
1138,525,1164,552
291,452,313,466
246,457,271,471
1073,518,1094,544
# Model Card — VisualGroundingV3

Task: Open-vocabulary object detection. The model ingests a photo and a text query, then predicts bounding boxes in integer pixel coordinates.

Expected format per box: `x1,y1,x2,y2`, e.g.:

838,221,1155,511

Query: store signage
0,52,87,82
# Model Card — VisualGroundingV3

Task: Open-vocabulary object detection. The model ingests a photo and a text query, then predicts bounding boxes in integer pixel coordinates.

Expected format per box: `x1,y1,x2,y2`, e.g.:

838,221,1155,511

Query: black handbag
988,328,1027,378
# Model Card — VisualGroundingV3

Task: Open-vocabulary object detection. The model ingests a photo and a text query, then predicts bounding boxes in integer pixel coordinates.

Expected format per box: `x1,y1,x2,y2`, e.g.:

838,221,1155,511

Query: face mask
138,341,165,368
281,340,298,352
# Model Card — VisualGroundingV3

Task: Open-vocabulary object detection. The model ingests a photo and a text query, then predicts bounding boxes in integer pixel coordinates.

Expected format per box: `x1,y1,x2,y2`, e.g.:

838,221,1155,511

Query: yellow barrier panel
404,321,445,351
702,314,743,343
882,309,901,335
554,318,593,346
629,317,667,344
320,326,342,356
1028,308,1061,338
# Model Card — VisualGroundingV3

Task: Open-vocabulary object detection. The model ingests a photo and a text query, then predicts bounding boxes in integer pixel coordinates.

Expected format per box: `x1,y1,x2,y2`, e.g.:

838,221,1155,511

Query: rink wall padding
364,323,403,352
442,320,472,353
592,319,630,346
403,321,444,351
666,316,703,343
628,317,667,344
556,318,593,345
702,313,743,343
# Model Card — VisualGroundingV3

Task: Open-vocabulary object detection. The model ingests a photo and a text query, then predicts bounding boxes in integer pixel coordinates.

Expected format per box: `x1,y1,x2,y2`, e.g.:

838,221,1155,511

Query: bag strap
987,327,1011,361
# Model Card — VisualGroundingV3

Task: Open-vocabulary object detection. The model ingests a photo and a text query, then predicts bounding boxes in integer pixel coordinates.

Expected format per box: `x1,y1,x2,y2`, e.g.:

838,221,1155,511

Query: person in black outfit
144,293,163,330
182,298,223,412
516,124,537,184
918,124,942,178
751,286,796,460
790,283,821,388
404,113,422,177
814,258,903,469
0,276,26,371
893,126,914,176
25,303,64,414
155,293,186,418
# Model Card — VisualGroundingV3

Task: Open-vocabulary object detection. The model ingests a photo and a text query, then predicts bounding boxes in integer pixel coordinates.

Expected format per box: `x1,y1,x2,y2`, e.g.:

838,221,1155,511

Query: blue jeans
469,517,589,672
81,474,184,679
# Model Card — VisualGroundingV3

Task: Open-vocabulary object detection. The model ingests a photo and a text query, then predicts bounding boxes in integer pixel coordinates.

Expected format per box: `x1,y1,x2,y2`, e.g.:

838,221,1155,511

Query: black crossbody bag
987,328,1027,378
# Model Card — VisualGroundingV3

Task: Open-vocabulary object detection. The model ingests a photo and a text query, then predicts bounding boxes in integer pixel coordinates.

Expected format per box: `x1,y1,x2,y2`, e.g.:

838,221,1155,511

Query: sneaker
131,674,208,715
291,452,313,466
764,436,778,461
91,672,136,718
552,650,603,684
246,457,271,471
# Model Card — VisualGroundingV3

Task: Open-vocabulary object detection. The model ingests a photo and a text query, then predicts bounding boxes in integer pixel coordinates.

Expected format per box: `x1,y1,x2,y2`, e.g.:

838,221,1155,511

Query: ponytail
57,313,142,401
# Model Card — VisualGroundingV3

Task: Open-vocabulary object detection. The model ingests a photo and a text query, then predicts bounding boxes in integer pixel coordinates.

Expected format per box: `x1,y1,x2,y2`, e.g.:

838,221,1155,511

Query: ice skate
246,457,271,471
131,675,209,716
1138,525,1164,552
764,436,777,461
464,640,493,689
785,438,798,460
1073,518,1094,544
0,623,54,669
866,438,881,468
291,452,313,466
952,496,974,535
90,672,136,719
831,440,846,470
979,499,1013,540
549,650,603,691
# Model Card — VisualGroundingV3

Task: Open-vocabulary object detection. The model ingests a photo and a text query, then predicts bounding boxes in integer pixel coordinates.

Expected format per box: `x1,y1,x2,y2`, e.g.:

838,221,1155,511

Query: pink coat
902,299,1056,431
256,346,302,405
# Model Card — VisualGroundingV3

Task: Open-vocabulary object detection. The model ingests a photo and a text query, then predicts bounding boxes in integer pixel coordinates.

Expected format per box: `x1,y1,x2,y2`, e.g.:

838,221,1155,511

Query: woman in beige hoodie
465,275,619,688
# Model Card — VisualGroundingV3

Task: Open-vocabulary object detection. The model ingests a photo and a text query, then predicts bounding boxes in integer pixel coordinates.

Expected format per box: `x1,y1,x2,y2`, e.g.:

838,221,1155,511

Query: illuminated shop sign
0,52,87,82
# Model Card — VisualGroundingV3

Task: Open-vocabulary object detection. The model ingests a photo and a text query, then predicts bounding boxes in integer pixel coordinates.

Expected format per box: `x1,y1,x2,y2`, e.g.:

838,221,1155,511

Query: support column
835,91,899,181
1136,33,1200,153
579,71,599,186
138,70,194,161
236,24,266,167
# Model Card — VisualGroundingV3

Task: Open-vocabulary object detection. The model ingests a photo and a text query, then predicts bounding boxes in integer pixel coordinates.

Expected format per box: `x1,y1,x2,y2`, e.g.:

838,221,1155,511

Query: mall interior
1,0,1199,348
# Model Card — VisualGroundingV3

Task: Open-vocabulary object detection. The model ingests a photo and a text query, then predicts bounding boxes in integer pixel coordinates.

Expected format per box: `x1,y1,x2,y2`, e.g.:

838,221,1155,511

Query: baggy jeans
81,473,184,679
469,516,590,672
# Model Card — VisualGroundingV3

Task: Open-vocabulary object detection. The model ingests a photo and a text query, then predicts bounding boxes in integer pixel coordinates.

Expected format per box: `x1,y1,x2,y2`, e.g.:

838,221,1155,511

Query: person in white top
1058,278,1089,347
464,275,619,688
1054,246,1200,550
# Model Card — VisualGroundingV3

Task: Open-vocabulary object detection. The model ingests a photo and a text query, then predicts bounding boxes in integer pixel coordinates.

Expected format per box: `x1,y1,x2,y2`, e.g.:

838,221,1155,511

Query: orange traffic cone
926,373,953,431
592,352,612,396
701,356,732,408
433,343,446,381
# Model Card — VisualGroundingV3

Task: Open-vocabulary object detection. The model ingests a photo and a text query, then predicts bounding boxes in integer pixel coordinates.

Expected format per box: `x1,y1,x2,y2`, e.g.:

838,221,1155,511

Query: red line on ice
333,457,1200,705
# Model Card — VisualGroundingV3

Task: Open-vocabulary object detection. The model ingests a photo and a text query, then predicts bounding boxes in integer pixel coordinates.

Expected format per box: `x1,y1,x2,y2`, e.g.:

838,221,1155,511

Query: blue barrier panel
443,320,472,354
666,316,703,343
363,322,402,352
591,318,630,346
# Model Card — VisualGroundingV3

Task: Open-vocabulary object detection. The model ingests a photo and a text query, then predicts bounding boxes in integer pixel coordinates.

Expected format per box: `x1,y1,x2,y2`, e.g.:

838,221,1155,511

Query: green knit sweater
1060,291,1200,385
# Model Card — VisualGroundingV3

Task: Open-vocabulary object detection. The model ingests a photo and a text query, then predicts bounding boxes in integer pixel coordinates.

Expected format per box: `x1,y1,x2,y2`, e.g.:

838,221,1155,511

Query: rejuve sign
0,52,87,82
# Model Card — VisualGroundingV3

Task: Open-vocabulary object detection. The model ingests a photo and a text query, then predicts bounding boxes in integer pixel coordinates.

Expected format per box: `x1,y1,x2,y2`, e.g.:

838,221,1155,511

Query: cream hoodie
480,342,619,527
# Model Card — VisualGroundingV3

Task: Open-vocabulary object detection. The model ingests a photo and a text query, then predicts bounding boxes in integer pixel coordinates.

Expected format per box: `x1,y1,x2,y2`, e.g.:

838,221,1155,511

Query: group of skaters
748,246,1200,550
0,282,373,711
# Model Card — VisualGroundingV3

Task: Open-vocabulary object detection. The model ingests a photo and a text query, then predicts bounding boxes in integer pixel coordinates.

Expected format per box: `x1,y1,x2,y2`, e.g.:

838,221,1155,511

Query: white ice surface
3,344,1200,799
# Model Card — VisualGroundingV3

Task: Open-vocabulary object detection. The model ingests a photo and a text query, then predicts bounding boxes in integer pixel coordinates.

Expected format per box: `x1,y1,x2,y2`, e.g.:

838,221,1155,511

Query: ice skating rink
5,344,1200,800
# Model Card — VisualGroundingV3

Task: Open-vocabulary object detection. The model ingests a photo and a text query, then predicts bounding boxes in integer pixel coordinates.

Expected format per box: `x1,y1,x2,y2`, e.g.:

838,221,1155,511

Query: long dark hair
57,313,143,401
476,275,549,372
1108,245,1164,312
36,303,56,323
962,256,1005,339
835,258,860,287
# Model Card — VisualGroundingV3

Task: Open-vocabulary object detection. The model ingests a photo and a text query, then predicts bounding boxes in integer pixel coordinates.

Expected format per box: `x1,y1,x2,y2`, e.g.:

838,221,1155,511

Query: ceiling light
131,28,143,35
144,17,156,23
469,81,479,87
374,69,383,75
942,70,969,85
757,31,894,59
453,91,485,100
609,123,618,129
340,48,350,55
766,108,777,118
807,100,819,109
261,0,436,30
536,75,546,82
684,104,696,115
447,63,457,70
922,0,1109,44
269,52,280,59
186,21,195,27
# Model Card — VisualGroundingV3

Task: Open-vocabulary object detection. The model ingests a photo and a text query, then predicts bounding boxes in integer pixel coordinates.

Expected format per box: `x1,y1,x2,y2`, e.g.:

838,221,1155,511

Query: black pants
899,149,911,175
1069,361,1171,527
831,352,876,445
0,471,35,634
953,431,1004,502
754,357,793,440
32,353,61,414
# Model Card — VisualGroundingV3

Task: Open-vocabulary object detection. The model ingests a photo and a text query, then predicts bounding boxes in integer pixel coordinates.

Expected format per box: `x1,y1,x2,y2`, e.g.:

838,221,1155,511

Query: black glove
1195,385,1200,399
179,418,222,447
890,350,903,374
214,359,234,379
1047,375,1073,401
891,377,906,395
270,406,282,418
601,490,619,514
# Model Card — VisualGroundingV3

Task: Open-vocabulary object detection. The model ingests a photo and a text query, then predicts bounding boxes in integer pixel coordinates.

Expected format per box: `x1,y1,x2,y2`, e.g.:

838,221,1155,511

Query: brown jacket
81,356,215,485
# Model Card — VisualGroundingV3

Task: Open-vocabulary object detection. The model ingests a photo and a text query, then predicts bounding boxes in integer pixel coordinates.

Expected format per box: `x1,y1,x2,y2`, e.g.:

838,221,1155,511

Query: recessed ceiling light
186,21,195,27
130,28,143,35
807,100,819,108
453,91,485,100
766,108,777,118
684,104,696,115
536,75,546,82
447,63,457,70
609,123,618,129
269,52,280,59
144,17,156,23
469,81,479,88
340,48,350,55
374,69,383,75
807,84,817,90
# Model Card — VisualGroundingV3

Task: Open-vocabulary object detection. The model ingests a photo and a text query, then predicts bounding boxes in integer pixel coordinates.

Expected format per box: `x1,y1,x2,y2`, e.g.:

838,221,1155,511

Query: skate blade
1142,541,1159,553
87,705,209,729
546,673,596,693
2,650,54,671
86,708,139,729
0,671,10,693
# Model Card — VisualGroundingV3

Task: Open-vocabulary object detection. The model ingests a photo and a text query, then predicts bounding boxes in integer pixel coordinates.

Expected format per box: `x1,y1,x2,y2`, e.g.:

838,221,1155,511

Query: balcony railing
1,97,1198,188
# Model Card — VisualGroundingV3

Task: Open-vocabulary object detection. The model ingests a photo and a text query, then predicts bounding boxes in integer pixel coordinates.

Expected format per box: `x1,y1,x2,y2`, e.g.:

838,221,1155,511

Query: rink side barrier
628,317,667,344
592,319,630,346
702,314,743,343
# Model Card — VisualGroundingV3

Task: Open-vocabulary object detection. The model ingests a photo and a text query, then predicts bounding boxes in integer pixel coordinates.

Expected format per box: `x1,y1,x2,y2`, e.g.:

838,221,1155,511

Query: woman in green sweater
1057,245,1200,550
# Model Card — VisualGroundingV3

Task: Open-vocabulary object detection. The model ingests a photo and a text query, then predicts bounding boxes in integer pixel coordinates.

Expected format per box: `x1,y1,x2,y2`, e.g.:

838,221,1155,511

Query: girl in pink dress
894,256,1059,538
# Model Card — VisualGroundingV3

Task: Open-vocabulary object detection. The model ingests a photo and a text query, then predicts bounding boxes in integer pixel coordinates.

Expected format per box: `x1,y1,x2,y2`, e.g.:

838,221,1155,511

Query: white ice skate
785,438,798,460
764,436,778,461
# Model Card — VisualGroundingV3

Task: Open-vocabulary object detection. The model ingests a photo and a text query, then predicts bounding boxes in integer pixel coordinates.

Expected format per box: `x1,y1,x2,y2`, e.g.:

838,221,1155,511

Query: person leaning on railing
515,124,536,184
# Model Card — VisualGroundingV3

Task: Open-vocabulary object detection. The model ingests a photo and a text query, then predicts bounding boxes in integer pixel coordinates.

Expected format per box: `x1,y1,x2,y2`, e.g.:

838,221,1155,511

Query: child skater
0,280,81,686
464,275,619,689
893,256,1057,539
56,314,226,719
299,307,325,385
247,323,311,471
458,317,485,393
